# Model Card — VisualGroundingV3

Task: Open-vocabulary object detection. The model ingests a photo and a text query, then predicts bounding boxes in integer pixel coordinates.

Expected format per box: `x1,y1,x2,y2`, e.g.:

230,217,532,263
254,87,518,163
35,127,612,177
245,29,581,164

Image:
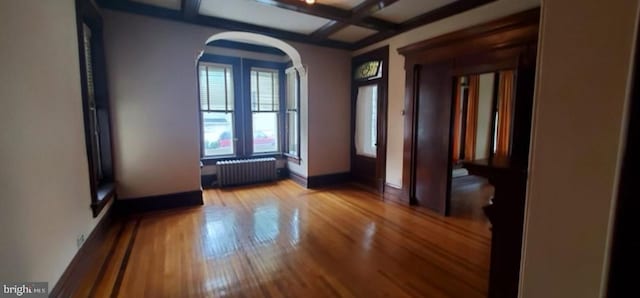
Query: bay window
198,54,299,162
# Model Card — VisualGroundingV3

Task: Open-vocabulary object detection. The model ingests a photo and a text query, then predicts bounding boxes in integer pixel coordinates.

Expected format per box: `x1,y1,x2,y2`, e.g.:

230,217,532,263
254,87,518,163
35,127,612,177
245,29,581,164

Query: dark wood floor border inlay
50,206,115,297
110,218,141,298
88,221,128,297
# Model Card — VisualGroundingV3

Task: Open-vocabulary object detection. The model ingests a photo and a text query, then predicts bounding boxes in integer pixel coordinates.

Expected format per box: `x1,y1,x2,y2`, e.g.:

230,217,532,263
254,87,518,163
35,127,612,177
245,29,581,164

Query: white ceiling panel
199,0,332,34
319,0,367,10
131,0,181,10
373,0,457,23
329,25,377,42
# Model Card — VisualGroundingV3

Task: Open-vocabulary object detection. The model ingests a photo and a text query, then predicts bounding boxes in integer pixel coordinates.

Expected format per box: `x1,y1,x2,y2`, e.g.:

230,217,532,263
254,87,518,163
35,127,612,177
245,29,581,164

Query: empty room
1,0,638,297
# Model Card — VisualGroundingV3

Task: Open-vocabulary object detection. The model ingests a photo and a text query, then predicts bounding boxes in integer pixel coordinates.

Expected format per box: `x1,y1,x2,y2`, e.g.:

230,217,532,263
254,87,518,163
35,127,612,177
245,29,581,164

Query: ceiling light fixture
304,0,315,4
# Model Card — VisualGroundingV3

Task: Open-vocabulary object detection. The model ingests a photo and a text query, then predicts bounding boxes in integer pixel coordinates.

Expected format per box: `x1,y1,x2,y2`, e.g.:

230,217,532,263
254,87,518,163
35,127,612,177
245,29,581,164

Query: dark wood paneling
50,206,116,297
206,40,287,56
115,190,203,215
607,20,640,297
412,62,454,215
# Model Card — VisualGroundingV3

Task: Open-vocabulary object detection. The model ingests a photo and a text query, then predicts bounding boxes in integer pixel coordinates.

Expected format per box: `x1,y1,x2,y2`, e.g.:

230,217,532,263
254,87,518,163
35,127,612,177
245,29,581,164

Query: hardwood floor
88,180,491,297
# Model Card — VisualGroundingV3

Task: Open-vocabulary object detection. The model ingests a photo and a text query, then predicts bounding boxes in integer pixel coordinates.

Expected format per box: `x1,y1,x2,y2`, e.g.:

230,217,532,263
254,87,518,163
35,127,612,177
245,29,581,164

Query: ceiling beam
181,0,201,19
310,0,399,40
353,0,497,49
253,0,399,32
97,0,354,50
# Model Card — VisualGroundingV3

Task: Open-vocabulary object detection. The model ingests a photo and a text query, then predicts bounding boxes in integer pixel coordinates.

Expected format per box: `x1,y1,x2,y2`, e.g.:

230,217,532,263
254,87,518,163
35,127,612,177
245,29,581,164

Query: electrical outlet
76,234,86,249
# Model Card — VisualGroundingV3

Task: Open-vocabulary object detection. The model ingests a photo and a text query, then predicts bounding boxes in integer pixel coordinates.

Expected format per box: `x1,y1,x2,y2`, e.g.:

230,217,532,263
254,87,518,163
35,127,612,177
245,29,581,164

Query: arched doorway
198,32,308,187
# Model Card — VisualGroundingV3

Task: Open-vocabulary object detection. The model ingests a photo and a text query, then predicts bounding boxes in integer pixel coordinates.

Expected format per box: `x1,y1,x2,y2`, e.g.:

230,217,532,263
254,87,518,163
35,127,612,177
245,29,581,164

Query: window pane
286,70,298,110
202,112,234,157
354,61,382,81
253,112,278,153
355,85,378,157
251,68,279,112
287,112,298,155
199,63,233,111
199,66,208,110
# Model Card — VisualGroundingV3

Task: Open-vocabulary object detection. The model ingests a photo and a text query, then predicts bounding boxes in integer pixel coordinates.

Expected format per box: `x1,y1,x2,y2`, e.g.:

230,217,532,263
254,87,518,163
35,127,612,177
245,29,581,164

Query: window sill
91,182,115,218
284,154,301,164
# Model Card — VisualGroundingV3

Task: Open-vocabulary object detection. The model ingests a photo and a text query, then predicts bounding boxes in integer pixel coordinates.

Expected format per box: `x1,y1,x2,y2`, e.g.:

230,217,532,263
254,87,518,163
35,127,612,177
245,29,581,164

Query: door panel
413,62,453,215
352,83,382,189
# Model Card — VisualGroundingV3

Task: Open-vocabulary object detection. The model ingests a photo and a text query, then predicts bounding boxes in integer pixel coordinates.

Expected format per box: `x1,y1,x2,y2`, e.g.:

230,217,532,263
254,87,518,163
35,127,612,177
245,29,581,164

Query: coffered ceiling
98,0,497,50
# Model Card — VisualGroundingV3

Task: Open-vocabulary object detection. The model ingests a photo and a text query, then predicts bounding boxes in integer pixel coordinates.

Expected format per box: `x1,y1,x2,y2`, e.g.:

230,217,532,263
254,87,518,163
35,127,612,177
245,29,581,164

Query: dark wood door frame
398,9,540,298
350,46,389,193
607,17,640,296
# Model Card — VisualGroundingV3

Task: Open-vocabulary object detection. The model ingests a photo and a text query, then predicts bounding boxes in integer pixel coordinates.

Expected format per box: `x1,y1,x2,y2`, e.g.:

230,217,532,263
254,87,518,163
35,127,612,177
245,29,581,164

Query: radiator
216,157,277,187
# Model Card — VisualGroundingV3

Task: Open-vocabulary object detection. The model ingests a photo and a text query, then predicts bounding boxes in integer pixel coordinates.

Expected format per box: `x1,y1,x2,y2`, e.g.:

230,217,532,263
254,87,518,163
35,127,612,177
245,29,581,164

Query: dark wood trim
397,8,540,57
350,46,389,193
354,0,497,49
50,205,116,297
115,190,204,215
307,172,352,189
253,0,398,32
400,8,539,202
76,0,117,218
399,10,539,298
181,0,201,19
310,0,398,39
383,183,406,204
288,171,308,188
207,40,287,56
607,17,640,296
92,183,116,217
96,0,353,50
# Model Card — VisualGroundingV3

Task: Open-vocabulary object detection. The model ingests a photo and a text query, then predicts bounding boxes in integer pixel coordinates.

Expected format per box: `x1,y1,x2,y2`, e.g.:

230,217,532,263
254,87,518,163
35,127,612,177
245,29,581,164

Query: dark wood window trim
284,67,301,161
76,0,116,217
198,54,300,163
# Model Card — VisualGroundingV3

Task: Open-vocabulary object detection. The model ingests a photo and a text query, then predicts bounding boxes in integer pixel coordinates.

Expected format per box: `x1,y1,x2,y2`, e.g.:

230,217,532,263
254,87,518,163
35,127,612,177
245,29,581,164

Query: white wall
519,0,639,297
354,0,540,188
103,10,351,198
0,0,111,288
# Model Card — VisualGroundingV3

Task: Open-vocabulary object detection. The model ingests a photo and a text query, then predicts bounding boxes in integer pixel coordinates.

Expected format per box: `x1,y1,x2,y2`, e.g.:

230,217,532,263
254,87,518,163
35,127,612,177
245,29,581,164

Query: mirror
452,70,515,164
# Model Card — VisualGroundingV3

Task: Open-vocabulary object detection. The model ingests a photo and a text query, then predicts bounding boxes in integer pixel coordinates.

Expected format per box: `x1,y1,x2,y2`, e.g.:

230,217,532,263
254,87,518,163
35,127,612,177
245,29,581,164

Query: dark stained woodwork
411,61,454,215
310,0,399,40
50,206,118,297
254,0,398,32
83,180,491,297
399,8,539,298
351,46,389,193
354,0,497,49
115,190,204,215
181,0,201,19
97,0,353,49
607,18,640,297
97,0,512,50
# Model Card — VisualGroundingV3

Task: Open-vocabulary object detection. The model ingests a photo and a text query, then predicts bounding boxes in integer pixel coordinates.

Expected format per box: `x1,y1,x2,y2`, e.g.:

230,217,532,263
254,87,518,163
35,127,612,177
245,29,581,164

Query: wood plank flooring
88,180,491,297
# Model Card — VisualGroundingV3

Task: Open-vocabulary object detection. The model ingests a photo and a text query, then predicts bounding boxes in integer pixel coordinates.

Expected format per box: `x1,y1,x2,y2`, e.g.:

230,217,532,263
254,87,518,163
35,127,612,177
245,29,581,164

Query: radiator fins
216,157,277,187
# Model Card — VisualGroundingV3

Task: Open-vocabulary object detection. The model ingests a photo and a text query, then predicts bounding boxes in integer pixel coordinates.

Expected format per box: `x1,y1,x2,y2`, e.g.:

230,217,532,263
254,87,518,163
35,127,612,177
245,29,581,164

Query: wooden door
411,62,453,215
351,47,388,192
